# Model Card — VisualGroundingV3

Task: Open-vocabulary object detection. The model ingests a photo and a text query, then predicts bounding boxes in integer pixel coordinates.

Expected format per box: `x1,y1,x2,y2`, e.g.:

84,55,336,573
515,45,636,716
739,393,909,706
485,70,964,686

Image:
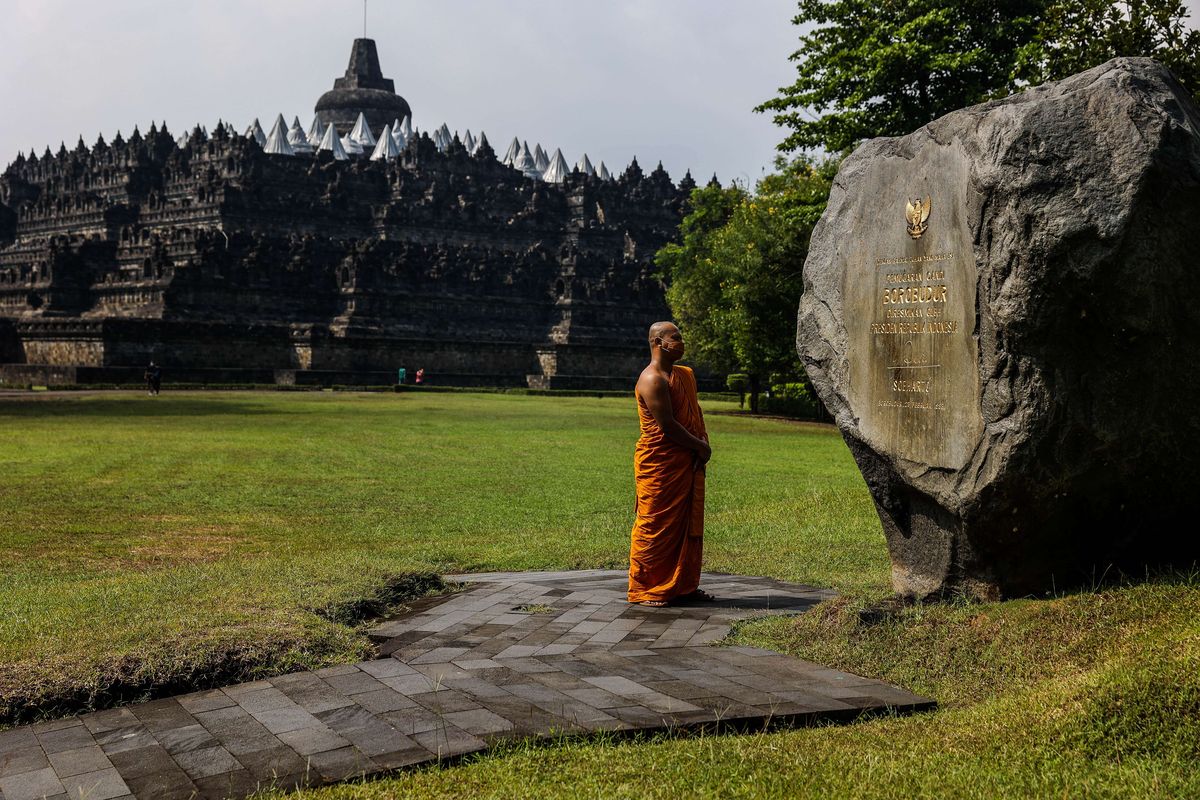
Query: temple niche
0,39,695,389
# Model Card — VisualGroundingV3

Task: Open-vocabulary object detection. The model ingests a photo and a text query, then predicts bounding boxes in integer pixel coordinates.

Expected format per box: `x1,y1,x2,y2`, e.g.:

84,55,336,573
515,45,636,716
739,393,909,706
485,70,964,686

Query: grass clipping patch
0,571,445,726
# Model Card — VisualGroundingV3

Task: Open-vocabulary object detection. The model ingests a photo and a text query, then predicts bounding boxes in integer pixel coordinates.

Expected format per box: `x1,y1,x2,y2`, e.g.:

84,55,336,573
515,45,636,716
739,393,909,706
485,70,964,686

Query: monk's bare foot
679,589,716,603
638,599,670,607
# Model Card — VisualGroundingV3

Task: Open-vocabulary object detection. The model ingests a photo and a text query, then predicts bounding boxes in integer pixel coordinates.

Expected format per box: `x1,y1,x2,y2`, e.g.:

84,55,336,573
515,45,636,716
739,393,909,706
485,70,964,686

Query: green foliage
761,381,821,419
760,0,1200,154
655,183,746,374
1023,0,1200,92
724,373,749,394
657,158,837,409
725,373,749,408
758,0,1044,153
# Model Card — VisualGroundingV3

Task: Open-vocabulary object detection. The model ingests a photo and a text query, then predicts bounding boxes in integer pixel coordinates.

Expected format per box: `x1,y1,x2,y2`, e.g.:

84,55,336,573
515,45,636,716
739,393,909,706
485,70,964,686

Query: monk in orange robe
628,321,713,606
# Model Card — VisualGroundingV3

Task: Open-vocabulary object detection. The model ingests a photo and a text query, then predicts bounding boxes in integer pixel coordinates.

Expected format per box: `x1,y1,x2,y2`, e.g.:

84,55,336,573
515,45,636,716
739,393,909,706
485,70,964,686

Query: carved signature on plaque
905,196,931,239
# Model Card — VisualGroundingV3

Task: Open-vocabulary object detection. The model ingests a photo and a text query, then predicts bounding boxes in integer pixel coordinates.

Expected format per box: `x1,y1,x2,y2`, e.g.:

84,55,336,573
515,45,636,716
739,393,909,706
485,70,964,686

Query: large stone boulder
799,58,1200,599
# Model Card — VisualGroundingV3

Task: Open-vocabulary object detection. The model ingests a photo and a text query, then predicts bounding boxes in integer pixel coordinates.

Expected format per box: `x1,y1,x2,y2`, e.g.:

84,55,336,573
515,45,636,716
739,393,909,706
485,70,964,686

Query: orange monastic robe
628,365,706,603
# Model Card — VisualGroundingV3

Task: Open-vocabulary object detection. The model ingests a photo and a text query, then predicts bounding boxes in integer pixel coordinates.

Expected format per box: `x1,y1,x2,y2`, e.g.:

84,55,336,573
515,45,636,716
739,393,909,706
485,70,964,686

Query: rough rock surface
799,58,1200,599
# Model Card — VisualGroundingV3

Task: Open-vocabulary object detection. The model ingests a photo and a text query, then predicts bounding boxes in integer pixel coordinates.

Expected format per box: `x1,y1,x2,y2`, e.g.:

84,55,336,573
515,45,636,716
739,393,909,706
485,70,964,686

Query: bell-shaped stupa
315,39,412,140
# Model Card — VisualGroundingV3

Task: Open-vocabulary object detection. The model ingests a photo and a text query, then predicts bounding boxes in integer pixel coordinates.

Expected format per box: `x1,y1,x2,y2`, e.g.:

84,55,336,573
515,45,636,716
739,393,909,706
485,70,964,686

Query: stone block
45,745,111,778
799,57,1200,597
411,727,486,760
378,708,446,737
155,724,219,755
0,767,65,800
121,767,197,800
170,745,242,780
322,672,387,696
80,709,138,736
338,722,416,758
33,725,93,757
303,746,375,782
249,706,321,735
131,700,196,733
277,726,350,757
352,687,418,714
0,748,48,780
176,689,238,715
441,708,514,736
232,688,295,713
105,745,177,780
357,659,418,679
234,746,308,783
192,768,260,800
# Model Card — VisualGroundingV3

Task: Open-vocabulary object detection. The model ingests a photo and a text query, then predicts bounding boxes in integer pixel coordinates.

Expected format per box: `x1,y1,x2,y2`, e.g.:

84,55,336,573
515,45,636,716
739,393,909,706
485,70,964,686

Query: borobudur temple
0,39,701,389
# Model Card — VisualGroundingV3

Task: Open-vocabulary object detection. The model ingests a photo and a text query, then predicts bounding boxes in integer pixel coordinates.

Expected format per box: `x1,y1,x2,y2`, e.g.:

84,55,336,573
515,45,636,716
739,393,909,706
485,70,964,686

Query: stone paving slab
0,571,934,799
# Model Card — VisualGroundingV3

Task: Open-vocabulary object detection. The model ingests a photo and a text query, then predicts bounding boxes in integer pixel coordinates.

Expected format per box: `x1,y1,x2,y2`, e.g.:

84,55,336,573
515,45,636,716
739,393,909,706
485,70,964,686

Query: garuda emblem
905,196,931,239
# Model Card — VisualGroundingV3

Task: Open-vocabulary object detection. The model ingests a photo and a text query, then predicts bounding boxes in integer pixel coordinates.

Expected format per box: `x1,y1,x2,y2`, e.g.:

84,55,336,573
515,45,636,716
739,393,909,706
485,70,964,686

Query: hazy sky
1,0,803,186
3,1,1198,186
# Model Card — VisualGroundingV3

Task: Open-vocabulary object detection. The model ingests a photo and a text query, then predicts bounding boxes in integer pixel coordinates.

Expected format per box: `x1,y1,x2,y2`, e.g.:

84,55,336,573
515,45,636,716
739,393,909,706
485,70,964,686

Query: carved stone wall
0,122,695,387
18,320,105,366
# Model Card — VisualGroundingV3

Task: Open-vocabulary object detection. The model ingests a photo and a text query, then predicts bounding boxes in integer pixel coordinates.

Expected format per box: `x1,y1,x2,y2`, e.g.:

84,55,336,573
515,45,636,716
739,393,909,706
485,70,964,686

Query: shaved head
648,321,678,345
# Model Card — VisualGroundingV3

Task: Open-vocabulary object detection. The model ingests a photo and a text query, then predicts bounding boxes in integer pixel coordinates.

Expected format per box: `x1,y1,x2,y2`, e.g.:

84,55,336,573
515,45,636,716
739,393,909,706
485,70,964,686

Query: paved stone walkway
0,571,934,800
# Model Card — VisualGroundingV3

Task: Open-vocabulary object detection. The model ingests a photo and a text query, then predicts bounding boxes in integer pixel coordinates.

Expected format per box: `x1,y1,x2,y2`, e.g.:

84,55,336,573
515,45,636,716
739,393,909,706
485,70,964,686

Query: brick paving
0,570,934,799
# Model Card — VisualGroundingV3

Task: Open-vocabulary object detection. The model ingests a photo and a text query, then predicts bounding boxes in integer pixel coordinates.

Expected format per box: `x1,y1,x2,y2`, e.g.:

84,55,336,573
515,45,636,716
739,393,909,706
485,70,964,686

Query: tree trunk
749,373,760,414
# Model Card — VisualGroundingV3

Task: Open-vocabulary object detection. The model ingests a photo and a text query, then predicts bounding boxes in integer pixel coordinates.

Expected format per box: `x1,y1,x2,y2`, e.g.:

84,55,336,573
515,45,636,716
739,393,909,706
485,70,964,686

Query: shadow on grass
625,593,825,616
315,573,449,626
1043,562,1200,598
0,398,294,419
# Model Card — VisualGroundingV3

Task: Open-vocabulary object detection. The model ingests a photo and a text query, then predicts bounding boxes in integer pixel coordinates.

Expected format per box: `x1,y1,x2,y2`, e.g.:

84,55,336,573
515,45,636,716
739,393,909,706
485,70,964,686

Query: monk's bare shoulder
637,366,669,394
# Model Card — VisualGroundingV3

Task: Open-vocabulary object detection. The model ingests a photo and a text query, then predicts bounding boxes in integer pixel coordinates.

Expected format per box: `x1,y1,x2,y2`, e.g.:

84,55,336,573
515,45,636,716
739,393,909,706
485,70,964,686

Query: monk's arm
639,372,712,461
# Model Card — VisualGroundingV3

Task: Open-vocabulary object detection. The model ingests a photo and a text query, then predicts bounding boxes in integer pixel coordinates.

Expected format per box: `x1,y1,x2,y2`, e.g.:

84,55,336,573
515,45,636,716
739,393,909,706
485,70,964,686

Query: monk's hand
697,440,712,465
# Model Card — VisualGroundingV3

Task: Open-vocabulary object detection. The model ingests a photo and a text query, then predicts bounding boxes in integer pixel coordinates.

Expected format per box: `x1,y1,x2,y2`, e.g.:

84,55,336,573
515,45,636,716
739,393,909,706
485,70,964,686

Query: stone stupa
314,38,412,139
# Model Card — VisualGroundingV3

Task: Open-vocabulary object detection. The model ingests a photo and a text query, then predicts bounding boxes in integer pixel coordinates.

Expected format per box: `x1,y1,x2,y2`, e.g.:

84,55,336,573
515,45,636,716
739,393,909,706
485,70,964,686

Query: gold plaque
905,196,931,239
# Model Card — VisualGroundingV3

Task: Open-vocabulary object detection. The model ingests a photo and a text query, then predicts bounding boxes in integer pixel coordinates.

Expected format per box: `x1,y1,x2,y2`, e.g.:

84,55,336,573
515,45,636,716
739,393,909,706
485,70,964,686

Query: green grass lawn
0,391,884,721
2,390,1197,798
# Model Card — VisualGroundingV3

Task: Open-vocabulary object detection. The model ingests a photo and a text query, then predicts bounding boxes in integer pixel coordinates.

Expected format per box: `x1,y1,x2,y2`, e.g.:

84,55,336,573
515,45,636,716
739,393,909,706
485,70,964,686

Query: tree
759,0,1200,155
757,0,1045,153
1023,0,1200,91
655,182,745,376
656,158,837,412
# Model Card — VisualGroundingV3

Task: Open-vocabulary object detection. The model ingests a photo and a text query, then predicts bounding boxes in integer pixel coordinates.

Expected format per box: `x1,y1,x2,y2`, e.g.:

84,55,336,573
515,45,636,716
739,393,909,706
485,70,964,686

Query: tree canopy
757,0,1044,153
656,159,837,410
655,182,745,376
666,0,1200,415
1023,0,1200,91
759,0,1200,154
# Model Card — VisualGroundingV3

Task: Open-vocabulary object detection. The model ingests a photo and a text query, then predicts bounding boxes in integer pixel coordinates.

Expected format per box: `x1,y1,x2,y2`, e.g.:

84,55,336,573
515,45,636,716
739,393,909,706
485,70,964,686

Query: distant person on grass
144,361,162,396
628,321,713,607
